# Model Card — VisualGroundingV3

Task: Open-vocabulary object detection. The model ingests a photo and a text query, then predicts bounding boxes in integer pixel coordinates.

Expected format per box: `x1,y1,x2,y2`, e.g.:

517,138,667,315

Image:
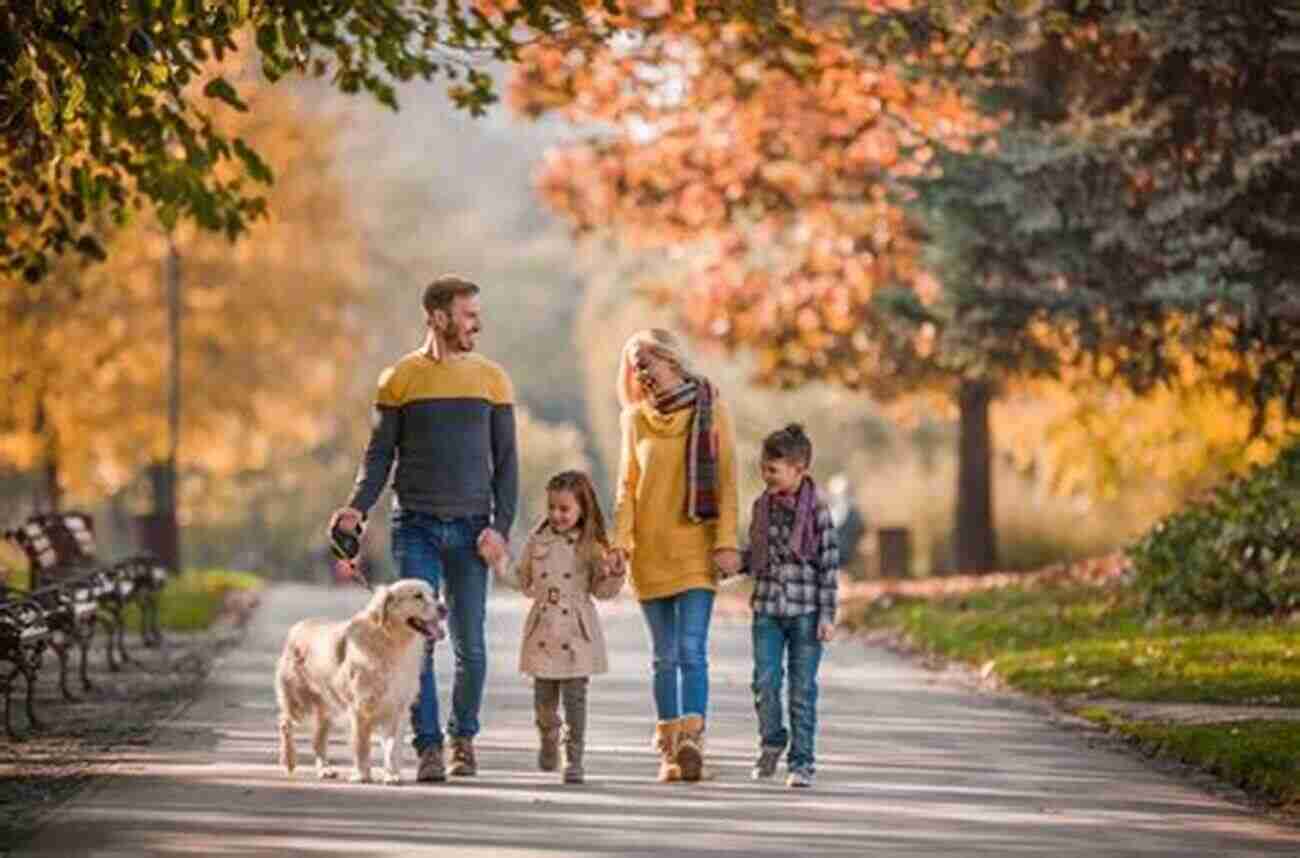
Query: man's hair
422,275,480,316
761,423,813,468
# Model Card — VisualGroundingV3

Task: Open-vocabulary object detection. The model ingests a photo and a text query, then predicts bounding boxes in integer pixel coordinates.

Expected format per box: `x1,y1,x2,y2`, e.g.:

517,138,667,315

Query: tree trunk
35,396,62,512
954,378,997,573
43,455,62,513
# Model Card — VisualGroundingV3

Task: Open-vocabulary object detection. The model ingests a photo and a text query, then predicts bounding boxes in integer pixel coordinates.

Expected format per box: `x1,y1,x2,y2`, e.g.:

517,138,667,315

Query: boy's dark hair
422,275,480,316
761,423,813,467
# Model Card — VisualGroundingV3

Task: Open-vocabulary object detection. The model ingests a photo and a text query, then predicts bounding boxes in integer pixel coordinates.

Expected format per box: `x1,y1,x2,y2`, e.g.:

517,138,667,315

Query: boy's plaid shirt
745,494,840,627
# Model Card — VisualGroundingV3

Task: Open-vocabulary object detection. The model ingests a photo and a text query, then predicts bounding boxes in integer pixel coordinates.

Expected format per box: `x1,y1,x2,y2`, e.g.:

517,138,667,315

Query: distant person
514,471,625,785
741,424,840,789
329,275,518,783
827,473,866,578
610,328,741,782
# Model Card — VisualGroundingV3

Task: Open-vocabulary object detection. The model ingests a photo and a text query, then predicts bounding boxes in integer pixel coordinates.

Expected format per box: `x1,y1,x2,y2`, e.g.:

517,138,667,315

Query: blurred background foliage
3,2,1296,587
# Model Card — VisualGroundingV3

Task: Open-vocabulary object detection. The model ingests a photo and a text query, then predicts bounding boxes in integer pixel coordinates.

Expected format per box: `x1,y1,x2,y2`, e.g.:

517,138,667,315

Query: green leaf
202,75,248,111
256,22,279,55
232,138,273,184
74,234,107,261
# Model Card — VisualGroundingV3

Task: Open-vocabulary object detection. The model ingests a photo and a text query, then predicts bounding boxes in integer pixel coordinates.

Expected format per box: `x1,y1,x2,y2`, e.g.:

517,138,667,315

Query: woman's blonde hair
616,328,695,409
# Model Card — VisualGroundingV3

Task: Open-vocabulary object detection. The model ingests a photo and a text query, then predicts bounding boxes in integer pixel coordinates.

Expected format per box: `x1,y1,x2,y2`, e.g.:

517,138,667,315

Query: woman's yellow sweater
612,397,740,601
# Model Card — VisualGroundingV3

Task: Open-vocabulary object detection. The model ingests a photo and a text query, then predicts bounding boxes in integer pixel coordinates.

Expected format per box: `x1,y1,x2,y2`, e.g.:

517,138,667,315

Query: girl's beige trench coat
516,526,624,679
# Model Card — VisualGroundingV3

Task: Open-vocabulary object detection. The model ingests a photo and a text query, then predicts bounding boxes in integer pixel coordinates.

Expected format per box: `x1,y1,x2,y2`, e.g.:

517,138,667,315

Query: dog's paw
348,769,372,784
316,765,339,780
379,770,402,785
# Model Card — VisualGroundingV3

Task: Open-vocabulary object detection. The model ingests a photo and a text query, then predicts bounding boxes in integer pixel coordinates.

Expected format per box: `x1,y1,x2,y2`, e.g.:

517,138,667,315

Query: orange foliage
510,7,998,394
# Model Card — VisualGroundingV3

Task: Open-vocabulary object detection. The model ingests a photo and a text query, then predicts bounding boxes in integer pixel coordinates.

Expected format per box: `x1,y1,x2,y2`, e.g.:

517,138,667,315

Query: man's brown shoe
417,745,446,783
448,737,477,776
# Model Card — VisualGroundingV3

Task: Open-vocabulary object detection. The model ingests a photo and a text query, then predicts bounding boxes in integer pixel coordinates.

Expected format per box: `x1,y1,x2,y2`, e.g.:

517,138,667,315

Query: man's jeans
391,510,491,753
639,588,715,721
752,612,823,771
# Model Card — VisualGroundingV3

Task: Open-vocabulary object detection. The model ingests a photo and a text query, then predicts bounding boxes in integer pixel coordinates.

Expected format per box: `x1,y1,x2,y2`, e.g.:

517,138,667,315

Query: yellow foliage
995,375,1299,510
0,55,365,504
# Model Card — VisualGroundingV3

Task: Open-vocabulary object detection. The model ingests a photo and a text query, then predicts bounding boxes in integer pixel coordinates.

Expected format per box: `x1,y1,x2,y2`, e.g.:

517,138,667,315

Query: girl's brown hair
542,470,611,563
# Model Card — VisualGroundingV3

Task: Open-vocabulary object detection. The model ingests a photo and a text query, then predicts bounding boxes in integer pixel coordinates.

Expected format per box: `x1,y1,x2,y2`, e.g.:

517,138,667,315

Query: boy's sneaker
416,746,446,783
751,747,782,780
786,767,814,789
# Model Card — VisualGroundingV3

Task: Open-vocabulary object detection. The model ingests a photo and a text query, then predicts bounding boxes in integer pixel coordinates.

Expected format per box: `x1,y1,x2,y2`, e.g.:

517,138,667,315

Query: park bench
4,512,170,677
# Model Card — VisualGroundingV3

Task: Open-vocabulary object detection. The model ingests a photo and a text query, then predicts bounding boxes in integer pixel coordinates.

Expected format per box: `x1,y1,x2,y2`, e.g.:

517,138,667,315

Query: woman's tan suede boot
653,719,681,782
675,714,707,782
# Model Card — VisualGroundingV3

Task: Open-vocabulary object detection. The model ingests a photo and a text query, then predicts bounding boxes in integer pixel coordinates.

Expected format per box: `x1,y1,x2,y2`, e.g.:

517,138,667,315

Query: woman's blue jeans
639,588,715,721
752,612,823,771
391,510,491,753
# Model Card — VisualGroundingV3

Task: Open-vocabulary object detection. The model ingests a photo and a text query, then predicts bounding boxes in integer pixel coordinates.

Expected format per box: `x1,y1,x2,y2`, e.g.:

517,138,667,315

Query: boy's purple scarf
748,476,818,575
652,376,718,522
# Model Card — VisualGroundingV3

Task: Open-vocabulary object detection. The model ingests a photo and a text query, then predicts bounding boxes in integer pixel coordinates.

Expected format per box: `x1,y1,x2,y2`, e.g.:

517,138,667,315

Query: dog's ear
365,585,392,627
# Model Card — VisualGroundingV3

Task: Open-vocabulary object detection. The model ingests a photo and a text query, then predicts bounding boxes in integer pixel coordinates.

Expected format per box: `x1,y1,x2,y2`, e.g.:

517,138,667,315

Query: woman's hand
712,548,741,579
608,548,630,576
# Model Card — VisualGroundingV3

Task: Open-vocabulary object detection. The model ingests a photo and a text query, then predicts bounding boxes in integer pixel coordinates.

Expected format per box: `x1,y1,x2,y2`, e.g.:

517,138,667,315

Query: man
331,275,518,783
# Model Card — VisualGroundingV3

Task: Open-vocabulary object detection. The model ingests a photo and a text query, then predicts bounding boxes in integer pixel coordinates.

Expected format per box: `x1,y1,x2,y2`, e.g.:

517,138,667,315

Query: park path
15,583,1300,857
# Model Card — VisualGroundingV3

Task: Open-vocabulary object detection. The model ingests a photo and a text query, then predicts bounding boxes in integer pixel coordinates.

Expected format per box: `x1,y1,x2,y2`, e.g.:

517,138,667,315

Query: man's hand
712,548,741,579
477,528,508,569
334,558,363,586
330,507,364,535
817,622,836,643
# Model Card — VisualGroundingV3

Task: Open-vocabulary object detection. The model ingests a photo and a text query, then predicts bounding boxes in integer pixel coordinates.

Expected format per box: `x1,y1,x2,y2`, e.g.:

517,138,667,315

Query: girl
516,470,625,784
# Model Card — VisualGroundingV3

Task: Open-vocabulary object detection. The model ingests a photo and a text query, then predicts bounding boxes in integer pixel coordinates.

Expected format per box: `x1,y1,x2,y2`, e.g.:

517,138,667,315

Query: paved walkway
17,584,1300,856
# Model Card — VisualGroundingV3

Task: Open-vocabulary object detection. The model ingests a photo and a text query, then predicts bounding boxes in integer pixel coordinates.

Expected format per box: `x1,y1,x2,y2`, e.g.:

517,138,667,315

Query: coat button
561,643,569,650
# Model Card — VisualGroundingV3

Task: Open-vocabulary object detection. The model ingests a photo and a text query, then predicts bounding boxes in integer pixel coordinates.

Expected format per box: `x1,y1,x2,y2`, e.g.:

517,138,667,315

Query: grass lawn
1076,713,1300,811
849,582,1300,811
851,584,1300,704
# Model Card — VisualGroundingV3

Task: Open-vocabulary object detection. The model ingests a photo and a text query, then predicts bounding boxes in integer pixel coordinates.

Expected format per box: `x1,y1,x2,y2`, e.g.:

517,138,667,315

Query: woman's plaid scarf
653,376,719,522
748,476,818,576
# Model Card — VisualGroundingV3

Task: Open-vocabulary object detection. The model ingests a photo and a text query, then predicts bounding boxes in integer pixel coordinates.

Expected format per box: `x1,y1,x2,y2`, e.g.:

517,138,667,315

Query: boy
741,424,839,788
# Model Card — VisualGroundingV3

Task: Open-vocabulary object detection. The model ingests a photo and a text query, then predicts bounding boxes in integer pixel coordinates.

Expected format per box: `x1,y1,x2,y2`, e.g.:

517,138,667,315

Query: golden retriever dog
275,580,445,784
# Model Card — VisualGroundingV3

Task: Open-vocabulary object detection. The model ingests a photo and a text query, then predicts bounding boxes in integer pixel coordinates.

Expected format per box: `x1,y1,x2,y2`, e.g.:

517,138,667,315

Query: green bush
1131,441,1300,616
128,568,263,632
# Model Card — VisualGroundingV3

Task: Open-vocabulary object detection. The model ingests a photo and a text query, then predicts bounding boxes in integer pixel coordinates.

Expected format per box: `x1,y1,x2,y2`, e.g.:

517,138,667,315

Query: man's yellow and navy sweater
347,349,519,536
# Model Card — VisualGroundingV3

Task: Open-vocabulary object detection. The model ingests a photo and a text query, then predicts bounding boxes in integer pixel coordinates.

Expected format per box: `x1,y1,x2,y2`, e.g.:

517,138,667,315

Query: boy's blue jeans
639,588,715,721
391,510,491,753
752,612,823,772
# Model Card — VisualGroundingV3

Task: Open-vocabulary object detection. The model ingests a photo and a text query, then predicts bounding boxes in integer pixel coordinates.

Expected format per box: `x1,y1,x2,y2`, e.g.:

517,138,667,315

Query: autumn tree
0,0,801,283
509,5,1028,570
907,1,1300,426
0,52,365,545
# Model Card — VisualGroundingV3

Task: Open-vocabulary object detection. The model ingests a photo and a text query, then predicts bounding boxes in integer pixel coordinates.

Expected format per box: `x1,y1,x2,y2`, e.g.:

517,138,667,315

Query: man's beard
440,324,475,353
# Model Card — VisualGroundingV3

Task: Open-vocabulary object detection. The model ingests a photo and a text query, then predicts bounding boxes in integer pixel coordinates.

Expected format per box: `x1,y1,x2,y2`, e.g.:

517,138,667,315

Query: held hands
476,527,509,573
712,548,742,580
817,622,836,643
599,549,627,580
608,548,629,577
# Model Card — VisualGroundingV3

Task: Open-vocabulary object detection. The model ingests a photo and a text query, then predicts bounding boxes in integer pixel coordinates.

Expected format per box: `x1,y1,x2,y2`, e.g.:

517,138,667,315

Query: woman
610,329,740,782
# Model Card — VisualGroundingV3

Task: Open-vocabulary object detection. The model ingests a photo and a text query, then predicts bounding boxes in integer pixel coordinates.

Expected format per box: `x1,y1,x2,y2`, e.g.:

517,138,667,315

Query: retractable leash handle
329,519,372,592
